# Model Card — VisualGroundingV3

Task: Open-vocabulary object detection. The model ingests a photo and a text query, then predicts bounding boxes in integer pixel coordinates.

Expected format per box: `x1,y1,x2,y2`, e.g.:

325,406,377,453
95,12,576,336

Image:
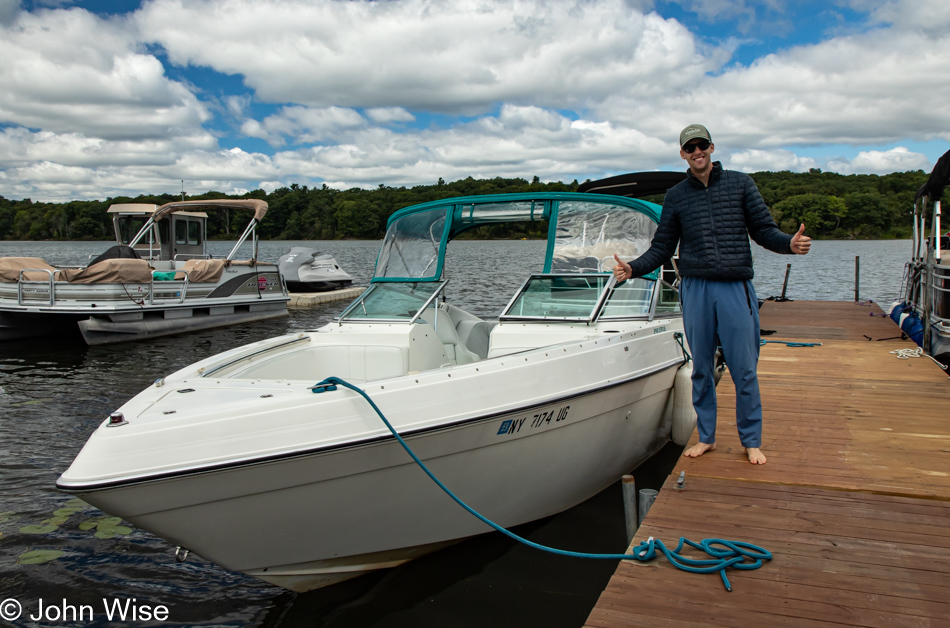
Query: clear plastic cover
551,201,657,273
375,207,448,280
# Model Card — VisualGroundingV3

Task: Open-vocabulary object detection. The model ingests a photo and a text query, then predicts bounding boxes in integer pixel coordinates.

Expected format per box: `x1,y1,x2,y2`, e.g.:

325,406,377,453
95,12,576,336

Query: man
612,124,811,465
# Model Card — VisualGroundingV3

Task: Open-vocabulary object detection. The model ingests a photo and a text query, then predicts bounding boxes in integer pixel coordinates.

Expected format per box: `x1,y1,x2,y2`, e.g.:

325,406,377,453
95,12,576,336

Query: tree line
0,169,940,242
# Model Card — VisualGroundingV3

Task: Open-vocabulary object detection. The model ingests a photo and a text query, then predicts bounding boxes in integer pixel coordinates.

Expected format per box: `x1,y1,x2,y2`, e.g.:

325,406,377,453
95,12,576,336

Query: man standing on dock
612,124,811,464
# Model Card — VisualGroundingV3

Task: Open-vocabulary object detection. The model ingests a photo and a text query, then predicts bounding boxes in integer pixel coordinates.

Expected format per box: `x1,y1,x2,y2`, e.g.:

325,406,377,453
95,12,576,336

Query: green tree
335,199,379,238
841,192,896,237
771,193,847,234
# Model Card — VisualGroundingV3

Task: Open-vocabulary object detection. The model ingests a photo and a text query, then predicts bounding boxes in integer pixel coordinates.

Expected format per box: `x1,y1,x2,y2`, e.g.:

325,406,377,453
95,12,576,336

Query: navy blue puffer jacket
626,162,792,281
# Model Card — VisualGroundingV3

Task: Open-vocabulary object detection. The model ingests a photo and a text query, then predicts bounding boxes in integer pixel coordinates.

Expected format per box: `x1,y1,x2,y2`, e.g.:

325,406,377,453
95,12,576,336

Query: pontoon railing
17,269,55,306
148,270,190,305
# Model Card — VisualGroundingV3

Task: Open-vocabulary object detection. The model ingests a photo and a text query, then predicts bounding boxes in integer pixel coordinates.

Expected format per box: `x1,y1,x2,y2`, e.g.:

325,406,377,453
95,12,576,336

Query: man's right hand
613,254,632,282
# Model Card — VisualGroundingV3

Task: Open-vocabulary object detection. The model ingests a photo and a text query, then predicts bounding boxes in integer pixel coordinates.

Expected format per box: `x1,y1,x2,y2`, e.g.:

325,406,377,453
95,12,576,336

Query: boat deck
585,300,950,627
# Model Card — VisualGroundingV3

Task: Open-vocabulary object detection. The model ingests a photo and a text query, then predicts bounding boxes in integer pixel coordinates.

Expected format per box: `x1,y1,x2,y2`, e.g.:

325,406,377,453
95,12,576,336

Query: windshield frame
335,280,449,323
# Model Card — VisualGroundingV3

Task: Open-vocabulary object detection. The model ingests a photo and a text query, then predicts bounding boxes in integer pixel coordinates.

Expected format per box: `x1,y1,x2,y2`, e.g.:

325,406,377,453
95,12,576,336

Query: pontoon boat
0,200,288,345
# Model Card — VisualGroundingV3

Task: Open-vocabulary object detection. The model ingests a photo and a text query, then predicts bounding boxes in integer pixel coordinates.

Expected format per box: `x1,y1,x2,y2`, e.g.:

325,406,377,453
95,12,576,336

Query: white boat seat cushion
455,320,494,360
435,309,480,365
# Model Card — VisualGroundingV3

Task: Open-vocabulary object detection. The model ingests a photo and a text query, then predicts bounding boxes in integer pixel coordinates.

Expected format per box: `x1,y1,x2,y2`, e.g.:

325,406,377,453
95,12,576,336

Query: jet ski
279,248,355,292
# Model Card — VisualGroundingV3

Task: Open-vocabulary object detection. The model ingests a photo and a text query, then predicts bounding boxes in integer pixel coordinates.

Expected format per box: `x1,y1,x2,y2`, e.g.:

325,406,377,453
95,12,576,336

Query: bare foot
743,447,767,465
683,442,716,458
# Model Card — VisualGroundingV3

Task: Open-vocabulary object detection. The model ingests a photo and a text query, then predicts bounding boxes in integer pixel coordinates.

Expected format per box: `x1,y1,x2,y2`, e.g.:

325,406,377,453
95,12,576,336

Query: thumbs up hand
790,224,811,255
613,254,632,281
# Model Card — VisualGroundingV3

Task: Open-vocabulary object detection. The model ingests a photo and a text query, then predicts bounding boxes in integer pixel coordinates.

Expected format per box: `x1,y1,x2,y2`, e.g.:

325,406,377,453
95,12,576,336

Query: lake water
0,239,909,627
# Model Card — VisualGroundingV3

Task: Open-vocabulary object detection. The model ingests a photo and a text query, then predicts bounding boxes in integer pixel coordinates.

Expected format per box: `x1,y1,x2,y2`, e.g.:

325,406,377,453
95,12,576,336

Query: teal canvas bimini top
373,192,662,282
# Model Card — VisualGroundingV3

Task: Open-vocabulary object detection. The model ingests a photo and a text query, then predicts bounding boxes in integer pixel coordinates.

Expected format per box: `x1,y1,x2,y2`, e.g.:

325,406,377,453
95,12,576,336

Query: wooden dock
586,300,950,627
288,286,365,307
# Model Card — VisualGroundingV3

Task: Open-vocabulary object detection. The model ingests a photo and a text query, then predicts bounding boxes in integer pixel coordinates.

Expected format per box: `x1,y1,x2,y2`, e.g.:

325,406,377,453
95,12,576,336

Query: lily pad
82,516,133,539
46,516,70,525
53,508,79,517
94,521,133,539
0,511,17,523
63,498,89,509
18,549,64,565
19,524,58,535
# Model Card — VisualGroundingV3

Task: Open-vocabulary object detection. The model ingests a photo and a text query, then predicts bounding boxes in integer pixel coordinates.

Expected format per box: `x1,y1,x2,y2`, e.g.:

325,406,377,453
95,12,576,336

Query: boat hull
63,361,677,591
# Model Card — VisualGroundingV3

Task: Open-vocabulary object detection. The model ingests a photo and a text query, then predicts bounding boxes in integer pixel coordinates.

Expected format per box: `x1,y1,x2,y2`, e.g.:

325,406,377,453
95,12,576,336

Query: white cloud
827,147,931,175
849,0,950,35
726,149,819,173
671,0,783,22
0,126,216,170
0,7,209,141
0,0,20,26
1,0,949,202
135,0,715,114
596,5,950,148
365,107,416,124
241,106,367,146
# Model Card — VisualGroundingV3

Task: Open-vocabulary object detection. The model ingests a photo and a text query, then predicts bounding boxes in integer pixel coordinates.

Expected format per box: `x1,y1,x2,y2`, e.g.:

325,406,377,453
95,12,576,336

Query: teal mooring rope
311,376,772,591
760,339,822,347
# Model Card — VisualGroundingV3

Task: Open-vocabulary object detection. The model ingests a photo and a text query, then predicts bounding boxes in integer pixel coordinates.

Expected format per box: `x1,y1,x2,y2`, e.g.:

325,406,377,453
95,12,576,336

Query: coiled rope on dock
889,346,948,370
310,376,772,591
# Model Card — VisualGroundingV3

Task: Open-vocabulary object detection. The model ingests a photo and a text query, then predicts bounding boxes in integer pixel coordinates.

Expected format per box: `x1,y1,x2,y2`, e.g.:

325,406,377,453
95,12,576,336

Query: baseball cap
680,124,711,147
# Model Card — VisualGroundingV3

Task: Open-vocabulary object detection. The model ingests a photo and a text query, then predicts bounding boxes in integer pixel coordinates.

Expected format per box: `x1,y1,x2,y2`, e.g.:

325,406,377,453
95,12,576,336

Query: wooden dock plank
586,301,950,628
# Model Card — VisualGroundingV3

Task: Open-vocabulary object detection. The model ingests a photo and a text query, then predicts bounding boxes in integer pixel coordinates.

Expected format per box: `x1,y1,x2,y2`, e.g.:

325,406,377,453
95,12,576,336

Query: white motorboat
0,199,288,345
58,190,695,591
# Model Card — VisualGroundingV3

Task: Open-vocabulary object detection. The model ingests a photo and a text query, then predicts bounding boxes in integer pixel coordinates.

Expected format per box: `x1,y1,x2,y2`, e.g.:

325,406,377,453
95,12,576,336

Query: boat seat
0,257,59,282
59,259,153,284
175,259,226,283
455,320,494,360
434,308,480,365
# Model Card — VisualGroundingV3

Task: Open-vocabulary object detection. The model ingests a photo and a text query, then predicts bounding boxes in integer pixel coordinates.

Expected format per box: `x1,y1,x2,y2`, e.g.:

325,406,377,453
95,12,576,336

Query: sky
1,0,948,202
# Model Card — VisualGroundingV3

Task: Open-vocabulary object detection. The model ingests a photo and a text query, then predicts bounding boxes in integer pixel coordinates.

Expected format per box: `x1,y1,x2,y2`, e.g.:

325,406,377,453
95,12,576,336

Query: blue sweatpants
680,277,763,448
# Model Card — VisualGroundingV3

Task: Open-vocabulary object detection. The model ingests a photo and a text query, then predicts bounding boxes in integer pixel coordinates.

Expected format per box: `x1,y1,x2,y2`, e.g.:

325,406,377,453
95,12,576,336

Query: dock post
621,475,637,545
855,256,860,302
781,263,791,300
638,488,658,527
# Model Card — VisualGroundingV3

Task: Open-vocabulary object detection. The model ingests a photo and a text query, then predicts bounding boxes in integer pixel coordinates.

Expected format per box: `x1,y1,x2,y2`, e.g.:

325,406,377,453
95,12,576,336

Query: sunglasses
682,139,710,153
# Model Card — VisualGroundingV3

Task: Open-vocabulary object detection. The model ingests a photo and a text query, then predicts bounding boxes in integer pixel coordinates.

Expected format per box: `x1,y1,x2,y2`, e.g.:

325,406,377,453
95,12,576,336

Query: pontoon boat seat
59,259,152,284
175,259,226,283
0,258,59,282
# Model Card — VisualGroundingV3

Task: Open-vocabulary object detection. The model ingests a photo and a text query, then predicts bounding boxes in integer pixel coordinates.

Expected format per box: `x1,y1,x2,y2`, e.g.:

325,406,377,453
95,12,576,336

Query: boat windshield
337,281,445,322
500,275,661,321
374,207,449,281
